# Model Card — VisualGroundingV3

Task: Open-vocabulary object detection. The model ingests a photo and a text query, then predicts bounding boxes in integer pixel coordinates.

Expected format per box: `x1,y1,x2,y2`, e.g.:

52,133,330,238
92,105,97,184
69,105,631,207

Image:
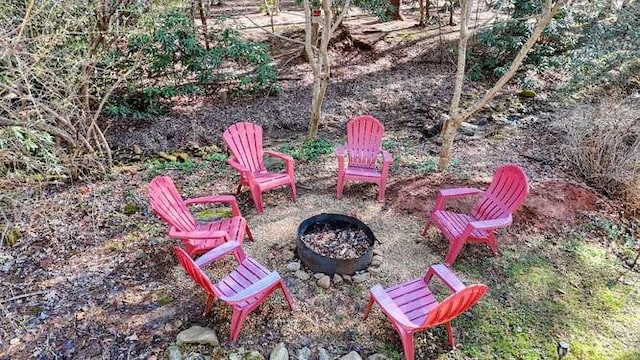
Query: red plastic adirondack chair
223,122,297,214
364,264,488,360
422,164,529,265
336,115,393,202
149,176,253,257
173,243,295,341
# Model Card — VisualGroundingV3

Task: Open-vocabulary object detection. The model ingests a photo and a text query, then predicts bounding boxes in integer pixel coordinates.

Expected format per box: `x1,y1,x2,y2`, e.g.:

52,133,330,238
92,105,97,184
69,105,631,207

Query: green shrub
468,0,577,83
278,138,333,161
107,9,278,118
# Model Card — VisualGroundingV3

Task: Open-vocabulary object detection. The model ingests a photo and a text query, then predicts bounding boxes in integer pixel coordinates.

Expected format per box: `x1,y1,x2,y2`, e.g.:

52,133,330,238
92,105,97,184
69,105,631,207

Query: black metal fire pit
297,213,376,276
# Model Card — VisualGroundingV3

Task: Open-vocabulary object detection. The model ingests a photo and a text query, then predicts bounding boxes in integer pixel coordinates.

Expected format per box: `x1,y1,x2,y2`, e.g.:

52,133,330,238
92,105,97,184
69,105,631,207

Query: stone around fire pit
297,213,377,276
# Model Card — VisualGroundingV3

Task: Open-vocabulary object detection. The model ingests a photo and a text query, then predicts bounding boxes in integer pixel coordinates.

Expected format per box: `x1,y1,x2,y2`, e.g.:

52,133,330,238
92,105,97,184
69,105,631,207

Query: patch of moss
122,202,140,215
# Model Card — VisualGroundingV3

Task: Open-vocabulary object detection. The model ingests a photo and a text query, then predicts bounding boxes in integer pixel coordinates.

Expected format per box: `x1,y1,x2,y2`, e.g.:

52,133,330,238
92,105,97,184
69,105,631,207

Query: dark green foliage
560,4,640,98
278,138,334,161
107,9,278,119
468,0,576,82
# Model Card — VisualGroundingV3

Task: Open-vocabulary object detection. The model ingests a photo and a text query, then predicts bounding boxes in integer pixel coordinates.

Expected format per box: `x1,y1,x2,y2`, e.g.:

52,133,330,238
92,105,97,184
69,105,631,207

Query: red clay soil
387,175,606,231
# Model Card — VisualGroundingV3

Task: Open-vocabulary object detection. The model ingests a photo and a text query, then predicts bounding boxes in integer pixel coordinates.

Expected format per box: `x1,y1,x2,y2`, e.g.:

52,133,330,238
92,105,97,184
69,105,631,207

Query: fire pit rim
296,213,377,275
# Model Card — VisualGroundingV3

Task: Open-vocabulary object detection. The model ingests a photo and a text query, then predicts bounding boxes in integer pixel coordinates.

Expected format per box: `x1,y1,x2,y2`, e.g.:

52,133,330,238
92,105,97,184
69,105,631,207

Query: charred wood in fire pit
300,223,370,260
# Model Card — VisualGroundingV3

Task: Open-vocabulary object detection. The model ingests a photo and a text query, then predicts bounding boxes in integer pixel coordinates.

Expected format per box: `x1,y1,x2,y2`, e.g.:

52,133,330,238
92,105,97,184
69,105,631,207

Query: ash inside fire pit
297,213,376,275
300,223,370,260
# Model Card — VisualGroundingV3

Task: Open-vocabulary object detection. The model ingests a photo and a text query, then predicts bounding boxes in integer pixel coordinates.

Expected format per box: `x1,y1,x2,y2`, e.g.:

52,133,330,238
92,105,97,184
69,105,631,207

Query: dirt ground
1,1,637,360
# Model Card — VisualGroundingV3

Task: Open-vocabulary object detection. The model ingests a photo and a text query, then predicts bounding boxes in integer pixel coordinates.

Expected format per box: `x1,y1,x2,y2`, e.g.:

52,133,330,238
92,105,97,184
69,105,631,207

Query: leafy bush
107,9,278,118
555,96,640,212
468,0,577,83
559,3,640,98
278,138,333,161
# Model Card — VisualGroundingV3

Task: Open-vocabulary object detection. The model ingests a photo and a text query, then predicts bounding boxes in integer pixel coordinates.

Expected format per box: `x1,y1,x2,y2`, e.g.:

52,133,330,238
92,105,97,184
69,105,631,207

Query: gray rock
367,354,388,360
333,274,343,285
459,122,481,136
342,275,352,283
314,273,325,280
340,351,362,360
166,345,181,360
295,270,310,281
352,272,369,284
246,351,265,360
368,266,381,275
286,262,301,271
318,348,330,360
176,326,219,347
184,353,207,360
373,248,383,256
297,346,311,360
370,258,382,267
317,275,331,289
269,343,288,360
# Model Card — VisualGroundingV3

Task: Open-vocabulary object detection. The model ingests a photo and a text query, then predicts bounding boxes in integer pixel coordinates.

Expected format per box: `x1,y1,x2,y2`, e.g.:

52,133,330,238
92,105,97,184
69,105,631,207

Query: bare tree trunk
303,0,350,139
438,0,566,170
419,0,426,26
196,0,210,49
387,0,404,20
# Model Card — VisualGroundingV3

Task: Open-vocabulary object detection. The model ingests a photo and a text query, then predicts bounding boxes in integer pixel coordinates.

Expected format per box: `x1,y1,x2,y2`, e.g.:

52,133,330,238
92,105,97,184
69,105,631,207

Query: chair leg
398,328,415,360
487,234,498,255
203,295,215,316
336,174,345,199
250,187,264,214
280,281,295,310
290,181,297,202
363,294,375,320
444,238,466,266
421,219,432,236
446,321,456,349
377,181,386,202
230,308,249,341
245,224,255,242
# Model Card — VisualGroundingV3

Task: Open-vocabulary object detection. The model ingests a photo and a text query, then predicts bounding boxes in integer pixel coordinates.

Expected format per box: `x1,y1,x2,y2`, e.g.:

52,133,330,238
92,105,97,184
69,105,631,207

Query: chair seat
215,257,271,307
431,210,490,240
345,166,381,179
189,216,247,254
376,278,439,326
253,171,292,188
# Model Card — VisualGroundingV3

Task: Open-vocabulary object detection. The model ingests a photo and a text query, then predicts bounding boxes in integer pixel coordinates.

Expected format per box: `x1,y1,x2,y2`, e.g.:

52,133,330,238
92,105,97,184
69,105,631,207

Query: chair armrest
195,241,244,268
168,227,230,241
184,195,241,217
369,284,417,329
432,187,483,212
264,150,294,175
424,264,466,293
264,150,294,163
439,187,483,198
227,157,252,174
335,145,347,157
381,150,393,164
469,215,512,230
220,271,281,303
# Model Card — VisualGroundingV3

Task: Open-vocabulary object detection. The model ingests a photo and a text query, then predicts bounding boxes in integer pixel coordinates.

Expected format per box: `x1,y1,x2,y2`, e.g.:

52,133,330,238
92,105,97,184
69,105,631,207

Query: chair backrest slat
174,247,220,297
149,176,196,231
223,122,266,173
472,164,529,221
347,115,384,169
424,284,488,327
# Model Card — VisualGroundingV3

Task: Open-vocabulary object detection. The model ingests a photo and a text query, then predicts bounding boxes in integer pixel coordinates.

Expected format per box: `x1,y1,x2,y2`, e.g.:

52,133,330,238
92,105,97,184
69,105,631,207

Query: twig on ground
0,291,48,304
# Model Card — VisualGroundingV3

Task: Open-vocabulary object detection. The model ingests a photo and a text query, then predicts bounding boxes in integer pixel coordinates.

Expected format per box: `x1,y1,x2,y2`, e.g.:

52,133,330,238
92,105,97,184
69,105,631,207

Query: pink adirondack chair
422,164,529,265
223,122,297,214
364,264,488,360
149,176,253,257
336,115,393,202
173,242,295,341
